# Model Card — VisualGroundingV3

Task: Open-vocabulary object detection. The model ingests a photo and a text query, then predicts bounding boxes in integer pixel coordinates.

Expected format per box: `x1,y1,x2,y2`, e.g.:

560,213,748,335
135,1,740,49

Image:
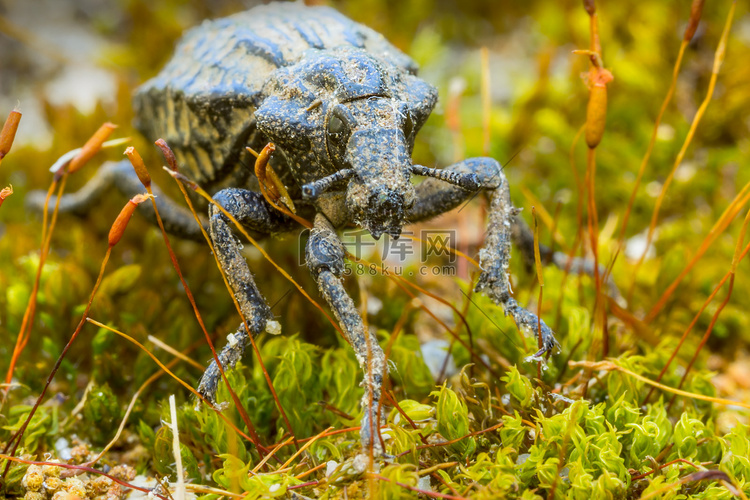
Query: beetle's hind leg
25,159,205,241
197,188,296,404
306,213,386,456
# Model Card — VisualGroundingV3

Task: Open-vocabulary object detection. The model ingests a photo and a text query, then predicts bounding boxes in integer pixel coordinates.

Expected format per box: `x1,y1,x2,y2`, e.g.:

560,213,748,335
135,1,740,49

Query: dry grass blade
628,1,737,298
571,360,750,411
147,335,205,370
251,436,295,474
521,187,568,250
1,193,148,480
169,394,186,500
280,426,335,470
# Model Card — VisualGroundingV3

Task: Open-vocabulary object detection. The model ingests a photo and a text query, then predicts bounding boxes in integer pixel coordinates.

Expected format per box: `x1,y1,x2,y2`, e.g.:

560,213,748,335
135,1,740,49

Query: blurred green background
1,0,749,490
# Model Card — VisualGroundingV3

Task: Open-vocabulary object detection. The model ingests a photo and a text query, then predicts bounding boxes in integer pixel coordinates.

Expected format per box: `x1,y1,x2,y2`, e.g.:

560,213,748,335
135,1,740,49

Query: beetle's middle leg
197,188,296,404
25,159,206,241
306,213,386,456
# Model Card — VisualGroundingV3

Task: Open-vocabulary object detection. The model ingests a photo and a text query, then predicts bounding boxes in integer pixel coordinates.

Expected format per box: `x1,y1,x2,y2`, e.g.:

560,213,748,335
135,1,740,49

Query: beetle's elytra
32,2,571,456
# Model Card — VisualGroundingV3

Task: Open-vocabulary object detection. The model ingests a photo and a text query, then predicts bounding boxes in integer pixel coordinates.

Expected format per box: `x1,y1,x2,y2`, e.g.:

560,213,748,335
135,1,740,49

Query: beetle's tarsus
197,324,250,405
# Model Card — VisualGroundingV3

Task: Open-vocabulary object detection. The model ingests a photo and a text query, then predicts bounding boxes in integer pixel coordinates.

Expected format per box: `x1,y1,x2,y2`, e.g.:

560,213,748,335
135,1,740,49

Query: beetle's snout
346,178,415,240
343,128,415,240
367,187,407,240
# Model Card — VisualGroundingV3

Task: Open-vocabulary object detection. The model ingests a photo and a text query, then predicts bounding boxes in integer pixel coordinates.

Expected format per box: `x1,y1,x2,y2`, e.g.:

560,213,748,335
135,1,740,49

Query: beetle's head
255,48,437,239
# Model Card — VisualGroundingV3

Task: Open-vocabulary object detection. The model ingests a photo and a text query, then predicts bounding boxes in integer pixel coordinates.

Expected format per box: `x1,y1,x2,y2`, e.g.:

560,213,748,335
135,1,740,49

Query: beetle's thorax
254,47,436,237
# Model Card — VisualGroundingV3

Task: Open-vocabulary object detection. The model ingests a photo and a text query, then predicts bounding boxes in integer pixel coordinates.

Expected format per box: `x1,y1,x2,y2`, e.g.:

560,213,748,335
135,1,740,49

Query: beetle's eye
403,112,414,139
327,107,351,144
327,105,354,168
328,114,345,135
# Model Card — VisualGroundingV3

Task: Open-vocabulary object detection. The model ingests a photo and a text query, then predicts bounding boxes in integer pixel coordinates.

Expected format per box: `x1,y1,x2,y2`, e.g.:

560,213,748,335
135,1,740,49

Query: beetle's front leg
474,172,560,356
197,189,291,404
407,158,560,356
306,213,386,456
409,159,619,299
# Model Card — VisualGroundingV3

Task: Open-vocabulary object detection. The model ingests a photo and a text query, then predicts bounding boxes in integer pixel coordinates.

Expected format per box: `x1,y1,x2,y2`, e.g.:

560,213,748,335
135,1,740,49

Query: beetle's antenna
410,165,481,191
301,168,354,199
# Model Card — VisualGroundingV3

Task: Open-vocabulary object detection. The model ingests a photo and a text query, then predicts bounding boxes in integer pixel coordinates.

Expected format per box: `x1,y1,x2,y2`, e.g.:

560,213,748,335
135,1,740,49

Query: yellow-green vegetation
1,0,750,499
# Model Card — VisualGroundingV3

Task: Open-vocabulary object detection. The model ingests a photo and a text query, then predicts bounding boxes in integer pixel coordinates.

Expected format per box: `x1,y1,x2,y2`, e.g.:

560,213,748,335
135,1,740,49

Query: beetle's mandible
28,2,598,457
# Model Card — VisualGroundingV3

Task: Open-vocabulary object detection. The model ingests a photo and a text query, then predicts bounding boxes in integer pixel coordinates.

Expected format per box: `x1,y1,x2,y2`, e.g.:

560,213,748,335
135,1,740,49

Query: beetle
29,3,583,456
